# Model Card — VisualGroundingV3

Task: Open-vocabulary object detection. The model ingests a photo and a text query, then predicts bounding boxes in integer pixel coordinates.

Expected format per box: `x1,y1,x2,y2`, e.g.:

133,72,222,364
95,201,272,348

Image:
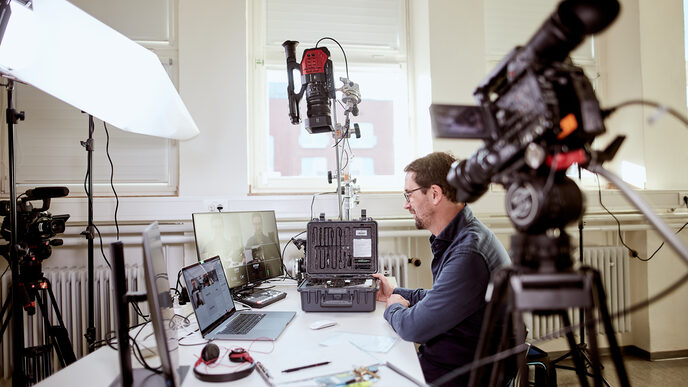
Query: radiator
0,265,143,379
529,246,631,340
379,254,408,288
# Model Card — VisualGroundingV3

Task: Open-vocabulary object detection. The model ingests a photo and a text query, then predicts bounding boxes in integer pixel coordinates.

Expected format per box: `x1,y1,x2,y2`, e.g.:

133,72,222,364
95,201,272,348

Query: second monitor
192,210,285,307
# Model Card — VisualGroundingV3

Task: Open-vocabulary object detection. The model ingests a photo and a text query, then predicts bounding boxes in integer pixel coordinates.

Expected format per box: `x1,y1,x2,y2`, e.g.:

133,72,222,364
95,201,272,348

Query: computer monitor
141,222,185,386
192,211,283,290
109,222,188,387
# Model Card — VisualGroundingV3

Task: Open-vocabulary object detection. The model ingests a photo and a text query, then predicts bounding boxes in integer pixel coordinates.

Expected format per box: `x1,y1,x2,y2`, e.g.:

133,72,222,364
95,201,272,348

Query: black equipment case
297,216,379,312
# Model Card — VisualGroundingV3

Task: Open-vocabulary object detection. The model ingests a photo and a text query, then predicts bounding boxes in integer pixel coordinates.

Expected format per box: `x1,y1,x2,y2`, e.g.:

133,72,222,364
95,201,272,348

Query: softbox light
0,0,199,140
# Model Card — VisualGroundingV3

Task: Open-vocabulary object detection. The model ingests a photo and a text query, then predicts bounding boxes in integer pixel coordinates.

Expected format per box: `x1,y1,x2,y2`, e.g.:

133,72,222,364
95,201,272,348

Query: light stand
80,114,96,350
5,78,26,387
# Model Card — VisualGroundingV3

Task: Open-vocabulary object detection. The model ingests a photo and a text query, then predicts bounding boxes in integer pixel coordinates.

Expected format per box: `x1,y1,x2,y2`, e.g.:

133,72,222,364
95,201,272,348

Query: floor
554,354,688,386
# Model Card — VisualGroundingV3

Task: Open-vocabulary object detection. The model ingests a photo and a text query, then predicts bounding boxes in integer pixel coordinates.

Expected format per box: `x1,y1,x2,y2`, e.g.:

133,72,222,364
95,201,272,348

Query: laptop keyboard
220,313,265,335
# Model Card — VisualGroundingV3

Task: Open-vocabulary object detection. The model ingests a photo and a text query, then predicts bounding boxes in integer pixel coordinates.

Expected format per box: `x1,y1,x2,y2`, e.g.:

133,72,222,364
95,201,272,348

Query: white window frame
248,0,418,194
0,0,180,197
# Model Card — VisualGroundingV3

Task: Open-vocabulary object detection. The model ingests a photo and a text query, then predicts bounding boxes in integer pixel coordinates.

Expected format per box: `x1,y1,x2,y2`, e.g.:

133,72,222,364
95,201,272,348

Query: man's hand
372,273,395,302
386,294,410,308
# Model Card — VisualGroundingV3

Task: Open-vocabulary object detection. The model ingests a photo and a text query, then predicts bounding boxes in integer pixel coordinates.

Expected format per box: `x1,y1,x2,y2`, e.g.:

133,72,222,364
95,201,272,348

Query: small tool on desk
282,361,331,373
256,362,274,386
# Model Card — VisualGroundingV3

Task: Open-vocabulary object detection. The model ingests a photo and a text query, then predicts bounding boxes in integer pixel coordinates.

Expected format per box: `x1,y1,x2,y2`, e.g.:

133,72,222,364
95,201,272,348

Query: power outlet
679,192,688,207
204,200,228,212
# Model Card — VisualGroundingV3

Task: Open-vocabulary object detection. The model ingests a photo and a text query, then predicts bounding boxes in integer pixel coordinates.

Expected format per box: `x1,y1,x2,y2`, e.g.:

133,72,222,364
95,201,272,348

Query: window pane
266,66,405,178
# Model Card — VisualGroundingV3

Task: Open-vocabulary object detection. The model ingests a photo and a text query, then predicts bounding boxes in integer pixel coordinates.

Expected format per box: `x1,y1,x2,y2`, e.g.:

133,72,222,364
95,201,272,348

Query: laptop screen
192,211,283,289
182,256,236,334
142,222,181,386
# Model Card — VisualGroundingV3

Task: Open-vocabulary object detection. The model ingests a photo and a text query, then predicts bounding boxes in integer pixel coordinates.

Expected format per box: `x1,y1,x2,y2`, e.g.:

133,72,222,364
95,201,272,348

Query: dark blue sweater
383,206,511,375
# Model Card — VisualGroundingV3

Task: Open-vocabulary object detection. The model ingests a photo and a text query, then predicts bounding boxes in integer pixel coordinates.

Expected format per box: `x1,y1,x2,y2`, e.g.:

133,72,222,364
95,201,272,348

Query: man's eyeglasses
403,187,424,202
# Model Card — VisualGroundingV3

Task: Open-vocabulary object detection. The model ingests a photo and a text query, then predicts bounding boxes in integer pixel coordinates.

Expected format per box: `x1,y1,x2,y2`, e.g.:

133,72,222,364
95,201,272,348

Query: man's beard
414,214,427,230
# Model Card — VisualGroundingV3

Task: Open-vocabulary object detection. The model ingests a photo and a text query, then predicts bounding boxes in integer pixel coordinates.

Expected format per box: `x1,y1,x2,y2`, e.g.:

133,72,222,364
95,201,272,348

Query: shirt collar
430,205,473,256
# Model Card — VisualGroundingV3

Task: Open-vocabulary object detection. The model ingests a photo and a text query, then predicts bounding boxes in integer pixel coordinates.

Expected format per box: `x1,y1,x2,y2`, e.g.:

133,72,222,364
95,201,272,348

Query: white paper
353,238,372,257
319,332,398,353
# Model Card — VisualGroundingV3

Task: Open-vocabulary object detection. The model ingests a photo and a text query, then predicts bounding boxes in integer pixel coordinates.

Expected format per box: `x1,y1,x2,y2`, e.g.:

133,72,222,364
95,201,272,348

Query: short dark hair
404,152,458,203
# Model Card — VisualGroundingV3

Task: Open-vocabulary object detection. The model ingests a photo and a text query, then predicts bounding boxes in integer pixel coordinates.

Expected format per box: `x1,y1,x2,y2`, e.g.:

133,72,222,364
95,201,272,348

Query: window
1,0,179,196
248,0,415,193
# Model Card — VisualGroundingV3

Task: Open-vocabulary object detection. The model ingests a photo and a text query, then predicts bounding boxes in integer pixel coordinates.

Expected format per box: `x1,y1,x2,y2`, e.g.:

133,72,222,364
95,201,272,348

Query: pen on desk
281,361,331,373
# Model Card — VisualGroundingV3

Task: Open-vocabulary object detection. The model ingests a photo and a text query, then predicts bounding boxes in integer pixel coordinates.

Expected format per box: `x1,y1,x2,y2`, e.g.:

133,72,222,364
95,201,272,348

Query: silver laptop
182,255,295,340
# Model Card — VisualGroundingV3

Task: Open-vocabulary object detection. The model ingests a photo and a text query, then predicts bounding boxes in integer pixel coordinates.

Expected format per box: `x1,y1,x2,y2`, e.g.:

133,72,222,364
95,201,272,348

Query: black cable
173,269,184,297
596,175,688,261
92,224,112,269
315,37,349,80
103,122,120,240
310,191,337,220
130,334,162,374
0,263,9,282
602,99,688,127
280,230,306,280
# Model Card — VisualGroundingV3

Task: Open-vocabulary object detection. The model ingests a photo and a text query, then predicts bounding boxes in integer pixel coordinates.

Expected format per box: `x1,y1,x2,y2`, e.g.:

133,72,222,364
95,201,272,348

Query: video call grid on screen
192,211,283,289
183,257,234,332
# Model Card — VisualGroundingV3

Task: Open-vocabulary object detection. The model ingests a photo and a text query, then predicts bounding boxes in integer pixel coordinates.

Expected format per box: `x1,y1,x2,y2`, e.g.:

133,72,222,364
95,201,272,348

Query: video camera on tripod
0,186,69,312
428,1,638,386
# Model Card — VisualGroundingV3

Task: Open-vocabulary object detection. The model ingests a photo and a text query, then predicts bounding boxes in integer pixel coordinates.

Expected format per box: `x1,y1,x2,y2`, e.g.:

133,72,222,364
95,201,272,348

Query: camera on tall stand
283,38,362,220
430,1,636,386
0,186,76,383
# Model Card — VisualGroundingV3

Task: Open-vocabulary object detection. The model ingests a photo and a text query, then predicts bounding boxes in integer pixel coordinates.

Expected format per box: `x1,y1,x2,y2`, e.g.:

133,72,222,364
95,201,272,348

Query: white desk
37,281,425,386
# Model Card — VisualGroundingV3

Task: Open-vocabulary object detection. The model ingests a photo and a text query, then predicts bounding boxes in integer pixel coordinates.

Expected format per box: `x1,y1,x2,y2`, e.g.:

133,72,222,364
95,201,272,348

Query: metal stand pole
81,115,96,351
331,99,343,220
6,79,26,387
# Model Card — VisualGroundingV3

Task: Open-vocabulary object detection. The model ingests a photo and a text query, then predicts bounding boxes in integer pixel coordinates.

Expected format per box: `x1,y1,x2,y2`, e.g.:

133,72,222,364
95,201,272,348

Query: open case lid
305,219,378,276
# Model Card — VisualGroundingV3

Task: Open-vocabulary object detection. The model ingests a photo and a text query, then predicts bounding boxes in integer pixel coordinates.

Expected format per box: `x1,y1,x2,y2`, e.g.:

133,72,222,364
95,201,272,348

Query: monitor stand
234,285,286,308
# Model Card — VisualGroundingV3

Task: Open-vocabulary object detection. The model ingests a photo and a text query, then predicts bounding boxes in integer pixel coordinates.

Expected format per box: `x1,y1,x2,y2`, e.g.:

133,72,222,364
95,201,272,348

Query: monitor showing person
192,211,284,290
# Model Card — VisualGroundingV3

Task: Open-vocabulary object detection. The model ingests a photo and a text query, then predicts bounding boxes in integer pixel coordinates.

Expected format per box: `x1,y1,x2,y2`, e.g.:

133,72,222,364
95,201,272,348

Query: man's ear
430,185,444,205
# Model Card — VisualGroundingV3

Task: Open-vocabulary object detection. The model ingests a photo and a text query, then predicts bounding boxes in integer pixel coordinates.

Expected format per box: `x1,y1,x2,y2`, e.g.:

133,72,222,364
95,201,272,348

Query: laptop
182,255,295,340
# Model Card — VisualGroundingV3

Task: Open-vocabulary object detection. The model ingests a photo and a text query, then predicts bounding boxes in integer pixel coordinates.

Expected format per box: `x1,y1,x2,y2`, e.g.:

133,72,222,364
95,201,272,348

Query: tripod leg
34,281,76,366
468,268,512,386
0,289,13,342
487,302,518,387
561,311,590,387
511,309,528,387
589,269,631,387
582,304,605,387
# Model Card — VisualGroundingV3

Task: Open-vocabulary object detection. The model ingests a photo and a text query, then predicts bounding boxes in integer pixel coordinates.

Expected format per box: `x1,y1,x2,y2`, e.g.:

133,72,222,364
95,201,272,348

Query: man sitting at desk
372,152,512,386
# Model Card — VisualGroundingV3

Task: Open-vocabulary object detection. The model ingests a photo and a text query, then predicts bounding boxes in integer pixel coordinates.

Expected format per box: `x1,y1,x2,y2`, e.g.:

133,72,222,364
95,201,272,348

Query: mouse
310,320,337,330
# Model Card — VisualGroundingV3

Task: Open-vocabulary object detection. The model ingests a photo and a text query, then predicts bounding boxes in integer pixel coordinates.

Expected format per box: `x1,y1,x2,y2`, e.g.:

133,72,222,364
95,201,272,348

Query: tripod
550,168,611,386
0,277,77,379
467,173,630,387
